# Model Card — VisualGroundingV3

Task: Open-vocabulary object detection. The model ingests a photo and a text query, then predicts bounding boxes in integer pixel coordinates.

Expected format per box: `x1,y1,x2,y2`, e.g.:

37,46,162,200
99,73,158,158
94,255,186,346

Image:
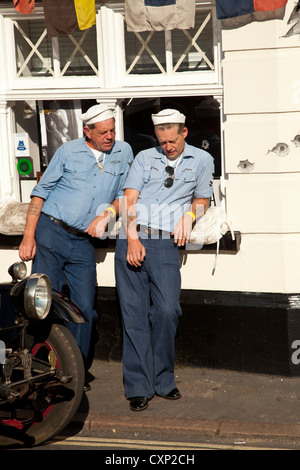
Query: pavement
72,359,300,445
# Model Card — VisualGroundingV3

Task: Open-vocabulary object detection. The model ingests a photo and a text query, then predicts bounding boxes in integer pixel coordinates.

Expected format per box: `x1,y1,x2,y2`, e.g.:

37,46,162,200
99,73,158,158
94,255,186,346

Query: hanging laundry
215,0,288,19
74,0,96,30
13,0,35,14
42,0,96,37
125,0,196,32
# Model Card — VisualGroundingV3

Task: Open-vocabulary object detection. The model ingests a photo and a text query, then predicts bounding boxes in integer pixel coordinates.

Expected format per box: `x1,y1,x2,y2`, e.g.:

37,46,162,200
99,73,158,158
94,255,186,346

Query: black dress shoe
163,387,181,400
129,396,149,411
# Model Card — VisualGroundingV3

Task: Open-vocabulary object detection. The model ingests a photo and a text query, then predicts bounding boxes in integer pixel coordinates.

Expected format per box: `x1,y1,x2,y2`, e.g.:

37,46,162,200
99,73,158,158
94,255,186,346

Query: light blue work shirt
123,143,214,232
31,137,133,231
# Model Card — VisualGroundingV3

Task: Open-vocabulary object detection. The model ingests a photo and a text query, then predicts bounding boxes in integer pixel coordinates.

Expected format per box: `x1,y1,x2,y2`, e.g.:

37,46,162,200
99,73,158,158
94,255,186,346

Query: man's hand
19,235,37,262
172,213,194,246
19,196,44,261
127,239,146,267
121,189,145,266
85,211,111,238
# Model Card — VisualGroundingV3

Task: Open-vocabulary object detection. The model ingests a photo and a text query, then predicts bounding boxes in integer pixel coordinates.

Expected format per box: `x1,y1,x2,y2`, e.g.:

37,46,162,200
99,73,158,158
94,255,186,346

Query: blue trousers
115,236,182,399
32,213,98,362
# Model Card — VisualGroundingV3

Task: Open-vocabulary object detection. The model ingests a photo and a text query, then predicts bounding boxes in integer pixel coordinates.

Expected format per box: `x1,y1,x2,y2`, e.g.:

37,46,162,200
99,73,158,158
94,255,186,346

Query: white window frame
1,7,103,91
0,1,221,92
102,1,221,88
0,1,225,203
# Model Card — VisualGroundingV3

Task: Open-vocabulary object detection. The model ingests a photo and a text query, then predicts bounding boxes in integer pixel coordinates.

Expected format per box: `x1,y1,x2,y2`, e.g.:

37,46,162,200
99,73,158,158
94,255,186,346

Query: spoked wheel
0,324,85,447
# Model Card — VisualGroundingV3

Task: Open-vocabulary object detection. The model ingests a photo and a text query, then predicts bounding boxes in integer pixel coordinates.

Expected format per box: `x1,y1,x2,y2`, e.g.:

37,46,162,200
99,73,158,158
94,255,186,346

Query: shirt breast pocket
176,168,196,183
105,167,125,178
105,167,125,192
143,165,163,184
64,160,87,183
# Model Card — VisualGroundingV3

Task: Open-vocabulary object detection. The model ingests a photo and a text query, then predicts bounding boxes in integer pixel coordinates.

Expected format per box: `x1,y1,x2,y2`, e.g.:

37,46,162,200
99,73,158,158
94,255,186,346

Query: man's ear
183,127,188,139
83,126,92,141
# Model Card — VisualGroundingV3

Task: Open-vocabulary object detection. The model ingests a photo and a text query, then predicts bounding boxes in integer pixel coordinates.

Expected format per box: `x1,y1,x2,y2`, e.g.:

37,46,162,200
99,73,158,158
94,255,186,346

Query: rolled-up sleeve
123,152,146,193
116,145,134,199
31,146,65,200
194,153,215,199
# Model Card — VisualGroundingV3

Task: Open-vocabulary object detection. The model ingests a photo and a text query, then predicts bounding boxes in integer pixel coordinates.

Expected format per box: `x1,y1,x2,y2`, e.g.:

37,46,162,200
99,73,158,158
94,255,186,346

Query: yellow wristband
186,211,196,220
105,207,116,218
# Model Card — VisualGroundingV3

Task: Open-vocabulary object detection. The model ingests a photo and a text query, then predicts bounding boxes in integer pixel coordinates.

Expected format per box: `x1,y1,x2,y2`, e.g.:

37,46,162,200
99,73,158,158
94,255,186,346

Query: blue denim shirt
123,143,214,232
31,137,133,231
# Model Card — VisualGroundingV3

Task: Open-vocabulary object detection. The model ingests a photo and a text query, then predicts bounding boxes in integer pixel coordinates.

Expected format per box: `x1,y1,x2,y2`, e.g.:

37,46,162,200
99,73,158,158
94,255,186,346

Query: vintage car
0,261,86,447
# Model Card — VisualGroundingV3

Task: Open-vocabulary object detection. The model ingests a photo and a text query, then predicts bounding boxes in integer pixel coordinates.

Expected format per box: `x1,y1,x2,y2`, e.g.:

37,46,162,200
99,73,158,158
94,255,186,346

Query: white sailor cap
80,104,115,125
151,109,186,126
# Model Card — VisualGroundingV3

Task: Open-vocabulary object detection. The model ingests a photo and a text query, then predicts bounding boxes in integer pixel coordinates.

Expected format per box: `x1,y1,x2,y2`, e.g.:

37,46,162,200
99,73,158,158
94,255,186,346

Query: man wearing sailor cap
19,104,133,388
115,109,214,411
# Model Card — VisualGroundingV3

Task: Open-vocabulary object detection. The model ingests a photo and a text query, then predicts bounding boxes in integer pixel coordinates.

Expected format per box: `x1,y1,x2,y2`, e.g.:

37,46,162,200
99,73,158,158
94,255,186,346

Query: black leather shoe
163,387,181,400
129,396,149,411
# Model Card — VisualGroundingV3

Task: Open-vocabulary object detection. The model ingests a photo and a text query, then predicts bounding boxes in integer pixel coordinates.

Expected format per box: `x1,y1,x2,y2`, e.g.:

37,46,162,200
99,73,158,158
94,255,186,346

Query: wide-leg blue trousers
115,236,182,399
32,213,97,361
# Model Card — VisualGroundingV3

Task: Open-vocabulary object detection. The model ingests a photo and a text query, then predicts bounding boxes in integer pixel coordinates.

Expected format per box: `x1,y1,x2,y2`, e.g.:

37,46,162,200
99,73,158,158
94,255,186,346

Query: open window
122,96,222,179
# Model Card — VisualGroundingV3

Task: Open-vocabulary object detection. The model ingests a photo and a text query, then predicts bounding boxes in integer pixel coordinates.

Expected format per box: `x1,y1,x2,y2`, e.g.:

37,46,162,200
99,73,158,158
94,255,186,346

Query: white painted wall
175,0,300,294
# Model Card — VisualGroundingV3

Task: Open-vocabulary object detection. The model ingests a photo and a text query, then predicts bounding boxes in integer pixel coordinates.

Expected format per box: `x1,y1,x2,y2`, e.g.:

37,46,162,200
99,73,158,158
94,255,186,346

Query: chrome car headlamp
8,262,27,281
10,268,52,321
24,274,52,321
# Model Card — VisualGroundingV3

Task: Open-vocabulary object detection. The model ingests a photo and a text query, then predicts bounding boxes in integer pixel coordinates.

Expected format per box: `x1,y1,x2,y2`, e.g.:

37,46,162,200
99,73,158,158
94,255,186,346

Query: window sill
0,231,241,253
185,231,241,254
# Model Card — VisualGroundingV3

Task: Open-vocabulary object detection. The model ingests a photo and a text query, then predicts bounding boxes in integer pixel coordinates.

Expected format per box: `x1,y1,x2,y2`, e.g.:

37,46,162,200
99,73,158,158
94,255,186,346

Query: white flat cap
80,104,115,125
152,109,186,126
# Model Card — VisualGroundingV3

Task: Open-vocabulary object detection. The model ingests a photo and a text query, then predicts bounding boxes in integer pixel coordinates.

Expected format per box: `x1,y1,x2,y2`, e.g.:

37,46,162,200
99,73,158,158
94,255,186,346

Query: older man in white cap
115,109,214,411
19,104,133,388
